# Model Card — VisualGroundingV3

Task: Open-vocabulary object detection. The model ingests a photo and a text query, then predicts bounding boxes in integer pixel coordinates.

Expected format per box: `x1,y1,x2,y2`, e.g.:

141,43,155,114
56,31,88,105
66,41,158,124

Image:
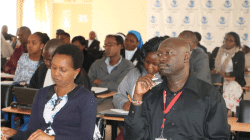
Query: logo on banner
154,0,161,7
206,0,213,8
183,16,190,24
205,32,213,40
237,17,245,25
188,0,195,8
242,0,249,8
172,32,177,37
224,0,232,8
242,33,248,41
150,16,157,23
154,31,160,37
201,16,208,24
166,16,173,23
219,17,226,24
171,0,178,7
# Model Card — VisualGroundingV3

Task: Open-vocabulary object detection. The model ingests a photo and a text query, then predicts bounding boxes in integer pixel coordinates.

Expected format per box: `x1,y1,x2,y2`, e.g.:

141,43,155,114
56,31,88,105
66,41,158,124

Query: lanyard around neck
161,90,183,129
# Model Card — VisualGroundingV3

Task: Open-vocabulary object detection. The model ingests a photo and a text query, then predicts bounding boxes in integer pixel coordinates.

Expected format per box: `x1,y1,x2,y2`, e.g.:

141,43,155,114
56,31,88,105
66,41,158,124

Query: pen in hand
126,92,132,102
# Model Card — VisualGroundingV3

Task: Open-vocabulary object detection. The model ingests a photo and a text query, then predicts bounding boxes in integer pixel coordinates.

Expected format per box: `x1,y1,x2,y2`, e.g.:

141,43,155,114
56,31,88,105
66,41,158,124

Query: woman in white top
209,32,246,113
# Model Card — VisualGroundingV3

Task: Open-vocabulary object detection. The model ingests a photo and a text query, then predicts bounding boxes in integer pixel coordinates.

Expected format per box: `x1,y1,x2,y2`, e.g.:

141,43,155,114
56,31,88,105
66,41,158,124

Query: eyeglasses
103,43,117,48
224,39,235,43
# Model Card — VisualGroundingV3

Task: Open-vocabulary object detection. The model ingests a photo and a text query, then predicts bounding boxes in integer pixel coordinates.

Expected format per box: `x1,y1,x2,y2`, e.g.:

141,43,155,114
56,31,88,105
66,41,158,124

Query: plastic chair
1,84,13,127
211,73,224,95
93,117,106,140
235,100,250,140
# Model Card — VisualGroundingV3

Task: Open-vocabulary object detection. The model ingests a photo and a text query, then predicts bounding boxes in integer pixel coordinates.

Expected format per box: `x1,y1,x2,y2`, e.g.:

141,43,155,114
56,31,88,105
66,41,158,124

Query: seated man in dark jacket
29,39,91,91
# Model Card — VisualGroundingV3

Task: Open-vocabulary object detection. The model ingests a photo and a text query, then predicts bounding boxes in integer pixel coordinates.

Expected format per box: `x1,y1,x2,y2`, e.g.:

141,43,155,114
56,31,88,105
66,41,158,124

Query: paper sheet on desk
110,109,129,115
91,87,108,93
1,81,13,85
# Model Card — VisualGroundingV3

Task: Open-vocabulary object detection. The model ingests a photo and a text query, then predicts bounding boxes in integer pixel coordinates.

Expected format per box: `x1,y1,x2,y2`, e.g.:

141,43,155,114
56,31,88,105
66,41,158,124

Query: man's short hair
106,34,124,47
56,29,65,34
60,32,70,38
19,26,31,34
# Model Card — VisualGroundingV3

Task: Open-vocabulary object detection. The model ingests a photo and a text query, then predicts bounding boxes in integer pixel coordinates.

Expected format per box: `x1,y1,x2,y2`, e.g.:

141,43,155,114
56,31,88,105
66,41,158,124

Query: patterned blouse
43,93,68,135
13,53,39,84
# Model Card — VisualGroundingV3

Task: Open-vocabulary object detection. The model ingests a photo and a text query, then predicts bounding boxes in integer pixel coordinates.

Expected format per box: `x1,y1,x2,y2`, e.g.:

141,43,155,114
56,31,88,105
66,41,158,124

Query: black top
124,71,230,140
209,47,246,87
3,34,13,42
29,63,92,91
86,40,100,59
82,50,96,73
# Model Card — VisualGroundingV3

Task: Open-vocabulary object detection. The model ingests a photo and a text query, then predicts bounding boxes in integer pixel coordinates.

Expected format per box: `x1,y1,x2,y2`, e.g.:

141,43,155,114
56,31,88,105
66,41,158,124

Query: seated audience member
178,30,211,84
1,45,97,140
121,30,143,65
86,31,100,59
124,38,230,140
29,39,91,91
56,29,64,39
13,32,49,85
116,32,126,42
194,31,207,53
1,35,13,58
4,26,31,74
113,36,166,111
210,32,246,113
1,25,13,42
72,36,95,73
59,32,70,44
243,41,250,71
11,28,21,49
88,35,134,91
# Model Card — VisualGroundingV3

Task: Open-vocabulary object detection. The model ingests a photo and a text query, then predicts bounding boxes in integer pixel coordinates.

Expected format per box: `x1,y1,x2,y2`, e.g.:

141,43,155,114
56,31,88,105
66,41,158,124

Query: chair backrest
238,100,250,123
211,73,224,94
1,85,13,108
93,117,106,140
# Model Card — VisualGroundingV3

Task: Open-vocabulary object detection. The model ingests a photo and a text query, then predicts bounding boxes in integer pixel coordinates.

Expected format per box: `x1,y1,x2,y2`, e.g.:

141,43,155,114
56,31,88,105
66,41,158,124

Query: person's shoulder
76,86,96,99
121,57,134,66
235,50,245,57
92,58,105,65
19,53,29,60
196,78,221,98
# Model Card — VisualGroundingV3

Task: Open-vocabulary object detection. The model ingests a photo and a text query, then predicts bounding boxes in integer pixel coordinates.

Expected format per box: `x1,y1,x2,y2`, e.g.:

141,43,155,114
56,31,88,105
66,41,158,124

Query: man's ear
184,52,190,63
118,44,122,49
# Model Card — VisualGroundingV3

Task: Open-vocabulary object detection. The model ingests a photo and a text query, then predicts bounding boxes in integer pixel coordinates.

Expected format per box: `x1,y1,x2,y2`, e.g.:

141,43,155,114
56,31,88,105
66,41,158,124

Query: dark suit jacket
120,48,140,65
197,43,207,53
29,63,92,91
190,49,212,84
209,47,246,87
86,40,100,59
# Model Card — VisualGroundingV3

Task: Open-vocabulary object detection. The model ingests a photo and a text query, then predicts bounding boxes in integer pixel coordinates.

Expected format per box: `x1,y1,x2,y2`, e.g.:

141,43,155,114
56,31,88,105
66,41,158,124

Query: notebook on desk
91,87,109,95
13,87,39,110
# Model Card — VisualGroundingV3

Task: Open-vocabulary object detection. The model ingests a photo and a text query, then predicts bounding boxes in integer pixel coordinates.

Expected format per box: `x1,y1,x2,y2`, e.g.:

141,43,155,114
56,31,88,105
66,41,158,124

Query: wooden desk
2,107,31,115
1,72,14,79
228,117,250,132
2,107,31,129
98,114,124,122
97,91,117,98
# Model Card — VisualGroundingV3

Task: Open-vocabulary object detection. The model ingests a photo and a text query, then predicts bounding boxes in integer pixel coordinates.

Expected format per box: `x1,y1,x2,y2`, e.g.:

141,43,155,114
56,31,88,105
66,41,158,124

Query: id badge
155,138,167,140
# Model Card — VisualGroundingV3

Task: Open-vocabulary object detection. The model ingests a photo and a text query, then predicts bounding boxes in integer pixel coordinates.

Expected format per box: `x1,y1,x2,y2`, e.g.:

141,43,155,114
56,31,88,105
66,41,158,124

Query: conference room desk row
2,107,250,140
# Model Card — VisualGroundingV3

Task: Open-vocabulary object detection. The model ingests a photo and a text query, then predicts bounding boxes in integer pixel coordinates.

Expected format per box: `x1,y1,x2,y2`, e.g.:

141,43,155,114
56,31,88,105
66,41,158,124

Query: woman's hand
122,101,131,111
133,74,155,101
1,127,17,139
27,129,55,140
